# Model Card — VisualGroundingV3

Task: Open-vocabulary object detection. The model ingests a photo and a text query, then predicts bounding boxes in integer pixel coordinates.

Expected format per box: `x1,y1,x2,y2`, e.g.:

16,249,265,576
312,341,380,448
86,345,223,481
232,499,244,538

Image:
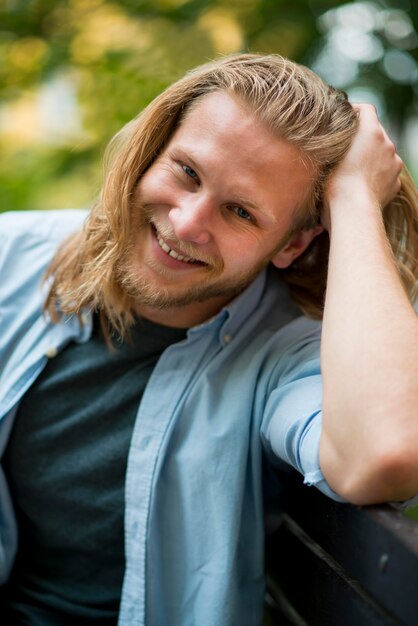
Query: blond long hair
45,54,418,334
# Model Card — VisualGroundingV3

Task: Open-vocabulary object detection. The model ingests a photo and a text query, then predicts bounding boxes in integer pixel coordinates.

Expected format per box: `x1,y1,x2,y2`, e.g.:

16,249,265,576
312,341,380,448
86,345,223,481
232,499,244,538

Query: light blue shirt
0,210,341,626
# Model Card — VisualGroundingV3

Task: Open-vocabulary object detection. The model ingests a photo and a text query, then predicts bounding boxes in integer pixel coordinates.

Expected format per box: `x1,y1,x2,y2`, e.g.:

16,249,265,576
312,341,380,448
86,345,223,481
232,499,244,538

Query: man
0,54,417,625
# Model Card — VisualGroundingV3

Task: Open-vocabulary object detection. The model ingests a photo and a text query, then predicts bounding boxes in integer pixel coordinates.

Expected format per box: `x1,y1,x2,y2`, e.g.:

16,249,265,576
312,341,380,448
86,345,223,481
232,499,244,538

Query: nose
168,194,215,245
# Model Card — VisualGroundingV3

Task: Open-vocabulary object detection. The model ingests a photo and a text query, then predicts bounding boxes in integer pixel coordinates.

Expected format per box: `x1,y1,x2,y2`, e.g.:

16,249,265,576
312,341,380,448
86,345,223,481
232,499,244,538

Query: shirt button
223,334,232,344
45,346,58,358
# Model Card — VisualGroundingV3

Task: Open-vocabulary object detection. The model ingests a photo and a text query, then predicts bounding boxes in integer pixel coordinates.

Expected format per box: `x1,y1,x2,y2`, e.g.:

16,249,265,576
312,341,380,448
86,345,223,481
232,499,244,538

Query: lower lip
151,226,205,271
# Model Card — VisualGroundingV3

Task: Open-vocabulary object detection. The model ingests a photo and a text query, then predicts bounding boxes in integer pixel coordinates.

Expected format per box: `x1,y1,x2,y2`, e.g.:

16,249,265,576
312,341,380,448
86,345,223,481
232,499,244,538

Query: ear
272,225,324,269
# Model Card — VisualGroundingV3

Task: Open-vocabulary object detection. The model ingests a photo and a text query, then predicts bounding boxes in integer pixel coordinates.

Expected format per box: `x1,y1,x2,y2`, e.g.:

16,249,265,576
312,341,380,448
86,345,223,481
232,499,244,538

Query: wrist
326,180,384,233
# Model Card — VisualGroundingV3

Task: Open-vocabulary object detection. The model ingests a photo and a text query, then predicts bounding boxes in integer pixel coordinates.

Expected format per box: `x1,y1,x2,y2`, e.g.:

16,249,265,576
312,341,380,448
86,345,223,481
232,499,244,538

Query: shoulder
265,316,322,380
0,208,87,266
0,209,88,302
0,209,87,242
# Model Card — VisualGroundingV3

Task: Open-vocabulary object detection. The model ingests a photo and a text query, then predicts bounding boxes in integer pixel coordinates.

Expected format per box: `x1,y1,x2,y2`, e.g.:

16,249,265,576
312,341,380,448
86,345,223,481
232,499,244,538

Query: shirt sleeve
260,323,345,503
390,495,418,511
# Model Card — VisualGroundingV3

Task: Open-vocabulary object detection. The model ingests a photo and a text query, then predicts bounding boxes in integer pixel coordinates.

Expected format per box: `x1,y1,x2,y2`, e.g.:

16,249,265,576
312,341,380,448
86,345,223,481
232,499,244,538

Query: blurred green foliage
405,505,418,522
0,0,316,211
1,0,417,213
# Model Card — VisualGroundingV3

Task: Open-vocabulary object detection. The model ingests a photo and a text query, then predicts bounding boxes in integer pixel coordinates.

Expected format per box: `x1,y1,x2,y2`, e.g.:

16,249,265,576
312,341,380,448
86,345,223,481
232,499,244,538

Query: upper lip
153,224,206,264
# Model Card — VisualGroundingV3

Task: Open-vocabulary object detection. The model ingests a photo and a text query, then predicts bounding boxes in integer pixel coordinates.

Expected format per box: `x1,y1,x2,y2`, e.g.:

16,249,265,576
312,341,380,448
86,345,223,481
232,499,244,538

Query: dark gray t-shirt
0,314,186,625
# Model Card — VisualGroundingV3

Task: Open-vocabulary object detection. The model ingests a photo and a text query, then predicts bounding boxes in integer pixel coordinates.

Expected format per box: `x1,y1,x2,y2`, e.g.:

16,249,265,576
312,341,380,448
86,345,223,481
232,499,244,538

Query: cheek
226,226,273,254
218,233,266,270
137,170,180,207
230,230,289,272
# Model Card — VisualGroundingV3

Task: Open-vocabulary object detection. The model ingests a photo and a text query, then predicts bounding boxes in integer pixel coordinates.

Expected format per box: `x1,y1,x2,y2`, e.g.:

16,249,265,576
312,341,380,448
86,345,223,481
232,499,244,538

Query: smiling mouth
153,225,207,265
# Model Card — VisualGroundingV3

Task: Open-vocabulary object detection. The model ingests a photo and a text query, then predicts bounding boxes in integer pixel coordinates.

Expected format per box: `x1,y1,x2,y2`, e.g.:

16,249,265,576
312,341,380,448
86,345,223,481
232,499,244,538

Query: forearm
320,184,418,504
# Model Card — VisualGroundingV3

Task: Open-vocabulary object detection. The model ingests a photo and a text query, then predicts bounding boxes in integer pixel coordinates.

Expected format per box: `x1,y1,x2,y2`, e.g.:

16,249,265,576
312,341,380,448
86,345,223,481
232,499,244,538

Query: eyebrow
167,146,279,225
171,150,201,175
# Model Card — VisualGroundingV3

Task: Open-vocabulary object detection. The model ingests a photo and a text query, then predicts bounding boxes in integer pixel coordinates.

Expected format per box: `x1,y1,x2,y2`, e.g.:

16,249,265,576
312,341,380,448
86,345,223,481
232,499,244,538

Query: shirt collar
73,269,272,348
187,269,268,347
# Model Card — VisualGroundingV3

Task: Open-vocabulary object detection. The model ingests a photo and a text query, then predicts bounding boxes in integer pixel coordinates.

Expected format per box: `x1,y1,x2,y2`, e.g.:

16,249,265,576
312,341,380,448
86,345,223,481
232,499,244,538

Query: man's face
120,91,320,325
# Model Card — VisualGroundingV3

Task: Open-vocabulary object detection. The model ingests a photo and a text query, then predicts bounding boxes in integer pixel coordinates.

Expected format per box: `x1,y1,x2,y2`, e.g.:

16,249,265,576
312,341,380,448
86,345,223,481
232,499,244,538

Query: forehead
176,90,282,152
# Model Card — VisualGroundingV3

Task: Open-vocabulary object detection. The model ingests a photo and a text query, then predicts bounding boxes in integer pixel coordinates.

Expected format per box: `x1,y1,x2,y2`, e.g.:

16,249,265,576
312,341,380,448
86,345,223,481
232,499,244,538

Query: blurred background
0,0,417,215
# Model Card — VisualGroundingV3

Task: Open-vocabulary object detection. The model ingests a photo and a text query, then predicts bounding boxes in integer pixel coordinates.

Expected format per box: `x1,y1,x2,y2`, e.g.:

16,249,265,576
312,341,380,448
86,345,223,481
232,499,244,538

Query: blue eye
182,165,198,180
234,206,253,221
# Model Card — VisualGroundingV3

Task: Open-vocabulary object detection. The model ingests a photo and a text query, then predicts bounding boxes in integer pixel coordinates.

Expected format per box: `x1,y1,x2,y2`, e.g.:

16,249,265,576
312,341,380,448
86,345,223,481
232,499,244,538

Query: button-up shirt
0,209,340,626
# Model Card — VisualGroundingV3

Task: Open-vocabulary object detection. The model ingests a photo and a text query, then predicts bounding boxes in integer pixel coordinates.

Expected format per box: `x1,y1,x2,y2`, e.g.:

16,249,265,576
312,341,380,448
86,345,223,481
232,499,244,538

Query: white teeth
156,232,197,264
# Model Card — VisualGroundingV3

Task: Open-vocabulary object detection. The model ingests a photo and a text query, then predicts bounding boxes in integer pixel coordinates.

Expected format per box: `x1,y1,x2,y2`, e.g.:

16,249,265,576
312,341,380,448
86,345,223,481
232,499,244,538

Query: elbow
320,434,418,506
347,447,418,506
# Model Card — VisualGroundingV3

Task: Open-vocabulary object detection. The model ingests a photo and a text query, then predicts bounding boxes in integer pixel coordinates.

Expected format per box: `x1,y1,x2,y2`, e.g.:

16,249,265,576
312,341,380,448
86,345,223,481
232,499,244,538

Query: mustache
152,222,209,263
138,204,221,268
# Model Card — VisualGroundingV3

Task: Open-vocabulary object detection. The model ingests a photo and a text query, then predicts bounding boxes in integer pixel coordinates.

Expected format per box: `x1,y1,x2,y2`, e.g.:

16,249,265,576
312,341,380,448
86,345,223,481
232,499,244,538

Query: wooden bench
264,472,418,625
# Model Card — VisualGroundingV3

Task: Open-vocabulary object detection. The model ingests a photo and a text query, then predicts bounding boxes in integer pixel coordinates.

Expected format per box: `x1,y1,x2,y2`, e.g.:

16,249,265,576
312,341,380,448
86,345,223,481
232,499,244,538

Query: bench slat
265,473,418,625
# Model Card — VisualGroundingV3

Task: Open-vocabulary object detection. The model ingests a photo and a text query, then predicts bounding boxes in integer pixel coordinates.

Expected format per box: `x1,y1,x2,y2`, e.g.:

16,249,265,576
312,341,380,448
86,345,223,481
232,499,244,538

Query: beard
117,252,269,310
115,203,281,311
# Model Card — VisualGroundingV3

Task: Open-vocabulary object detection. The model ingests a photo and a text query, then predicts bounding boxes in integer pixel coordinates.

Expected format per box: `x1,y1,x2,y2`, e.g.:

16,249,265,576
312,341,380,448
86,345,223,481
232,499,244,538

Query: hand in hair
322,103,403,231
319,102,418,505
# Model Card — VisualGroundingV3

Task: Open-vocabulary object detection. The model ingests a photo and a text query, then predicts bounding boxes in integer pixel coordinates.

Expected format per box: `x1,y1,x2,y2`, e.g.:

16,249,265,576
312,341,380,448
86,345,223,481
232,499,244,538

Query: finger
354,105,398,157
379,124,399,156
357,107,399,160
352,102,379,120
395,154,404,175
